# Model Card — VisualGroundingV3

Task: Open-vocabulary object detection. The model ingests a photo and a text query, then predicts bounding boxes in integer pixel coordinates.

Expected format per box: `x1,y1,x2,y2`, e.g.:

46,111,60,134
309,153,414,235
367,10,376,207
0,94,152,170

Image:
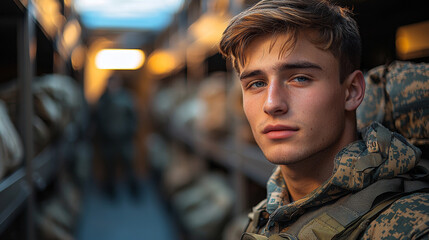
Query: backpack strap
242,232,298,240
331,191,418,240
332,160,429,240
284,175,429,240
284,178,400,239
242,233,269,240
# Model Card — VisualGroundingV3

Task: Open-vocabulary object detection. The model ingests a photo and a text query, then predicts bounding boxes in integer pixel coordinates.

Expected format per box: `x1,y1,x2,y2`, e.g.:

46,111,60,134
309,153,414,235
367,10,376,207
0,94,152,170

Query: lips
262,124,298,140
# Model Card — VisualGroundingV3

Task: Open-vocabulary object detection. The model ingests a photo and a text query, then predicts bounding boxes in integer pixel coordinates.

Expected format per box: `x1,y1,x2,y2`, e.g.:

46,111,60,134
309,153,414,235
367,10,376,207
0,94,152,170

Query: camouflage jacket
244,122,429,239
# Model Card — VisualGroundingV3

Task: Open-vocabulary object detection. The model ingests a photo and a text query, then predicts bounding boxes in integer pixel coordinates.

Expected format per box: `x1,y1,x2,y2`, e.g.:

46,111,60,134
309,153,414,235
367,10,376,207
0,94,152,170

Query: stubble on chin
262,144,310,166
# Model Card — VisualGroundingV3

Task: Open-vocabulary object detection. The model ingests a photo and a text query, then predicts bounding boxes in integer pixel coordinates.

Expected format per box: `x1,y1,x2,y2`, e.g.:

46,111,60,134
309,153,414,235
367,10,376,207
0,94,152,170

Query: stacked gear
0,100,23,179
33,74,82,136
172,172,235,240
194,72,229,139
357,61,429,147
0,74,82,155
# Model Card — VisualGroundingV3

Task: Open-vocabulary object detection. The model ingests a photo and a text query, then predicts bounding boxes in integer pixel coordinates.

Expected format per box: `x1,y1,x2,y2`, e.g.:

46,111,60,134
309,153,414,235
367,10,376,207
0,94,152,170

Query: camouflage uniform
357,61,429,146
242,122,429,239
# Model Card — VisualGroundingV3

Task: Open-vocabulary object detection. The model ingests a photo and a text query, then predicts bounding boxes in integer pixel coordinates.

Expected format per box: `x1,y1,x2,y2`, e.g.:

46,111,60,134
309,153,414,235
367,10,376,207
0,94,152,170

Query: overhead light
188,13,230,48
396,21,429,60
32,0,65,38
62,19,81,52
95,49,145,70
147,50,180,75
71,45,86,70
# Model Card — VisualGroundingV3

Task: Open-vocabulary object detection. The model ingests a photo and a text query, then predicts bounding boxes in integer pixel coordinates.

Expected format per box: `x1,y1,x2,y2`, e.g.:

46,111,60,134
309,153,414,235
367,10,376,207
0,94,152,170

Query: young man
219,0,429,239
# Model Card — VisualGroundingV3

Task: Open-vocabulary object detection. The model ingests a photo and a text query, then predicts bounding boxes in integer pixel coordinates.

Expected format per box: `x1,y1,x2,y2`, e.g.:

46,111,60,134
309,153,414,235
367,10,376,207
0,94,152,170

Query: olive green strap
332,196,399,240
242,233,268,240
333,185,429,240
307,213,345,240
241,233,297,240
355,154,383,172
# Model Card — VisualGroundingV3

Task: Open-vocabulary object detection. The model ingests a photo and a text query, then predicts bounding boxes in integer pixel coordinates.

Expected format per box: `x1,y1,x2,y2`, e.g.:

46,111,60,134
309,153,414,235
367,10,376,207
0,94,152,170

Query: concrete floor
75,178,180,240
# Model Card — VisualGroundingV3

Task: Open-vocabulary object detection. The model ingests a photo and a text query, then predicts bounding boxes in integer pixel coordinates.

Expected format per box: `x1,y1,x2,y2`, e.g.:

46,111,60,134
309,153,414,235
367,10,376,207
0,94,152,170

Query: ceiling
74,0,185,31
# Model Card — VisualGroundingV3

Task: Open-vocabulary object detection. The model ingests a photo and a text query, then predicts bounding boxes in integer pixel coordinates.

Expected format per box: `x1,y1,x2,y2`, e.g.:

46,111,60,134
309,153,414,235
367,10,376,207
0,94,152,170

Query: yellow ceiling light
62,19,81,52
147,50,179,75
84,38,113,105
95,49,145,70
396,21,429,60
188,13,229,47
71,45,86,70
33,0,65,38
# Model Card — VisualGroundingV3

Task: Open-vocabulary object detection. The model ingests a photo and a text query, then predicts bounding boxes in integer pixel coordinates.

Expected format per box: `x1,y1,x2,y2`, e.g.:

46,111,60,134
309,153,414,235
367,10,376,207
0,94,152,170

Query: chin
263,148,306,165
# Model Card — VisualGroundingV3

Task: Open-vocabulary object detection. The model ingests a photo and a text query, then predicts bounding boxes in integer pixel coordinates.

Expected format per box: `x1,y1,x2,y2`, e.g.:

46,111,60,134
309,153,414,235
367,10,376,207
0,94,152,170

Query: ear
344,70,365,111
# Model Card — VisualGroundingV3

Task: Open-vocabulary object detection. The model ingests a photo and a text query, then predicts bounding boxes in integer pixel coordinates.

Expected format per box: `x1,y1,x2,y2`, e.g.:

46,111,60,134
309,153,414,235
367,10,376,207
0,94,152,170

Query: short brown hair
219,0,361,82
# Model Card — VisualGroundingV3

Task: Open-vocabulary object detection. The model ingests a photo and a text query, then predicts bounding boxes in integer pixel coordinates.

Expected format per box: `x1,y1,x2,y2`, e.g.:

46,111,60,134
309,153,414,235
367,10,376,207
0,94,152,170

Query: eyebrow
276,61,323,72
239,61,323,81
239,70,264,81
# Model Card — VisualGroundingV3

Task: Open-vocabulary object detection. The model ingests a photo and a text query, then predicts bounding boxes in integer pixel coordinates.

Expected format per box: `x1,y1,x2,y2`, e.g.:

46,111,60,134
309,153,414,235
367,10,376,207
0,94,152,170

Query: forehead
239,30,338,74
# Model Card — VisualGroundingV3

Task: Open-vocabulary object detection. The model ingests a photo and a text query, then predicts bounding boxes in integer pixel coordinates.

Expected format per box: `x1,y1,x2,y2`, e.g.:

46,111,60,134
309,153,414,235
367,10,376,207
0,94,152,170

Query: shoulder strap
332,192,411,240
242,233,269,240
242,232,298,240
284,178,400,238
285,176,429,239
333,164,429,240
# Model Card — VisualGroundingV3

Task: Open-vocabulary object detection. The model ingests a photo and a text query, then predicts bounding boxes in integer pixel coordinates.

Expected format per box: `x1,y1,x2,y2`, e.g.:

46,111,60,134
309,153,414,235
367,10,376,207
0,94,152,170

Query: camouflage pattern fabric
361,192,429,239
244,122,429,239
357,61,429,146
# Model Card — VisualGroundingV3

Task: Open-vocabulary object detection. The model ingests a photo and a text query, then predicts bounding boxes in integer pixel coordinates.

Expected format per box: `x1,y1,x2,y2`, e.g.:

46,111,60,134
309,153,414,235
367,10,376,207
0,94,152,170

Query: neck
280,155,334,202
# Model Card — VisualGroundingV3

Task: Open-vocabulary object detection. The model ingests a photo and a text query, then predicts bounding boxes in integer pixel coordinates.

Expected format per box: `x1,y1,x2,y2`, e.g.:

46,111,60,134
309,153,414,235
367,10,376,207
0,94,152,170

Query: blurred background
0,0,428,239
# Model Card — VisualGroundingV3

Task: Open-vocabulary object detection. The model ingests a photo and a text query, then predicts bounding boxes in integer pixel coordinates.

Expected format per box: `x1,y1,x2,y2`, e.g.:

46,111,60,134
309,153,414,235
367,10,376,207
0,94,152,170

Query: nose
263,81,288,116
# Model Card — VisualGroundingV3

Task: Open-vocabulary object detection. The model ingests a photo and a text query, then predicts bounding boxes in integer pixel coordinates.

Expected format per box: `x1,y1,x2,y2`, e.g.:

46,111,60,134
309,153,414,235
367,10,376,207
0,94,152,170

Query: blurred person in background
219,0,429,239
95,73,139,200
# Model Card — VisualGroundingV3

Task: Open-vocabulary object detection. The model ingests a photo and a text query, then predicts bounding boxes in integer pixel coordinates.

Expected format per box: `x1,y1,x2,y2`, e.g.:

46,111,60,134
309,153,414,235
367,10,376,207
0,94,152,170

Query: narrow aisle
75,177,180,240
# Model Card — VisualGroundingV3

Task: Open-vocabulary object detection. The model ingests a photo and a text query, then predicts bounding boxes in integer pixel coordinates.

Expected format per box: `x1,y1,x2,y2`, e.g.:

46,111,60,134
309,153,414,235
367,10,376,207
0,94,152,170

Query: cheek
243,98,255,123
300,87,344,124
243,95,261,132
243,91,258,110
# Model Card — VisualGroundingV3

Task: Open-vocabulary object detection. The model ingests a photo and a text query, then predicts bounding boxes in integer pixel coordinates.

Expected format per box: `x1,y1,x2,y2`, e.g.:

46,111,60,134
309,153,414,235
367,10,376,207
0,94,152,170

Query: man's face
239,31,350,165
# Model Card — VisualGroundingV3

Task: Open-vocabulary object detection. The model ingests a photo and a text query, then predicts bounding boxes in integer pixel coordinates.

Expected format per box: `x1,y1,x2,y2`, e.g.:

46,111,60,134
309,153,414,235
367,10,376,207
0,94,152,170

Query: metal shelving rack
0,144,61,236
169,124,274,187
0,0,66,239
0,0,35,238
0,168,30,234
